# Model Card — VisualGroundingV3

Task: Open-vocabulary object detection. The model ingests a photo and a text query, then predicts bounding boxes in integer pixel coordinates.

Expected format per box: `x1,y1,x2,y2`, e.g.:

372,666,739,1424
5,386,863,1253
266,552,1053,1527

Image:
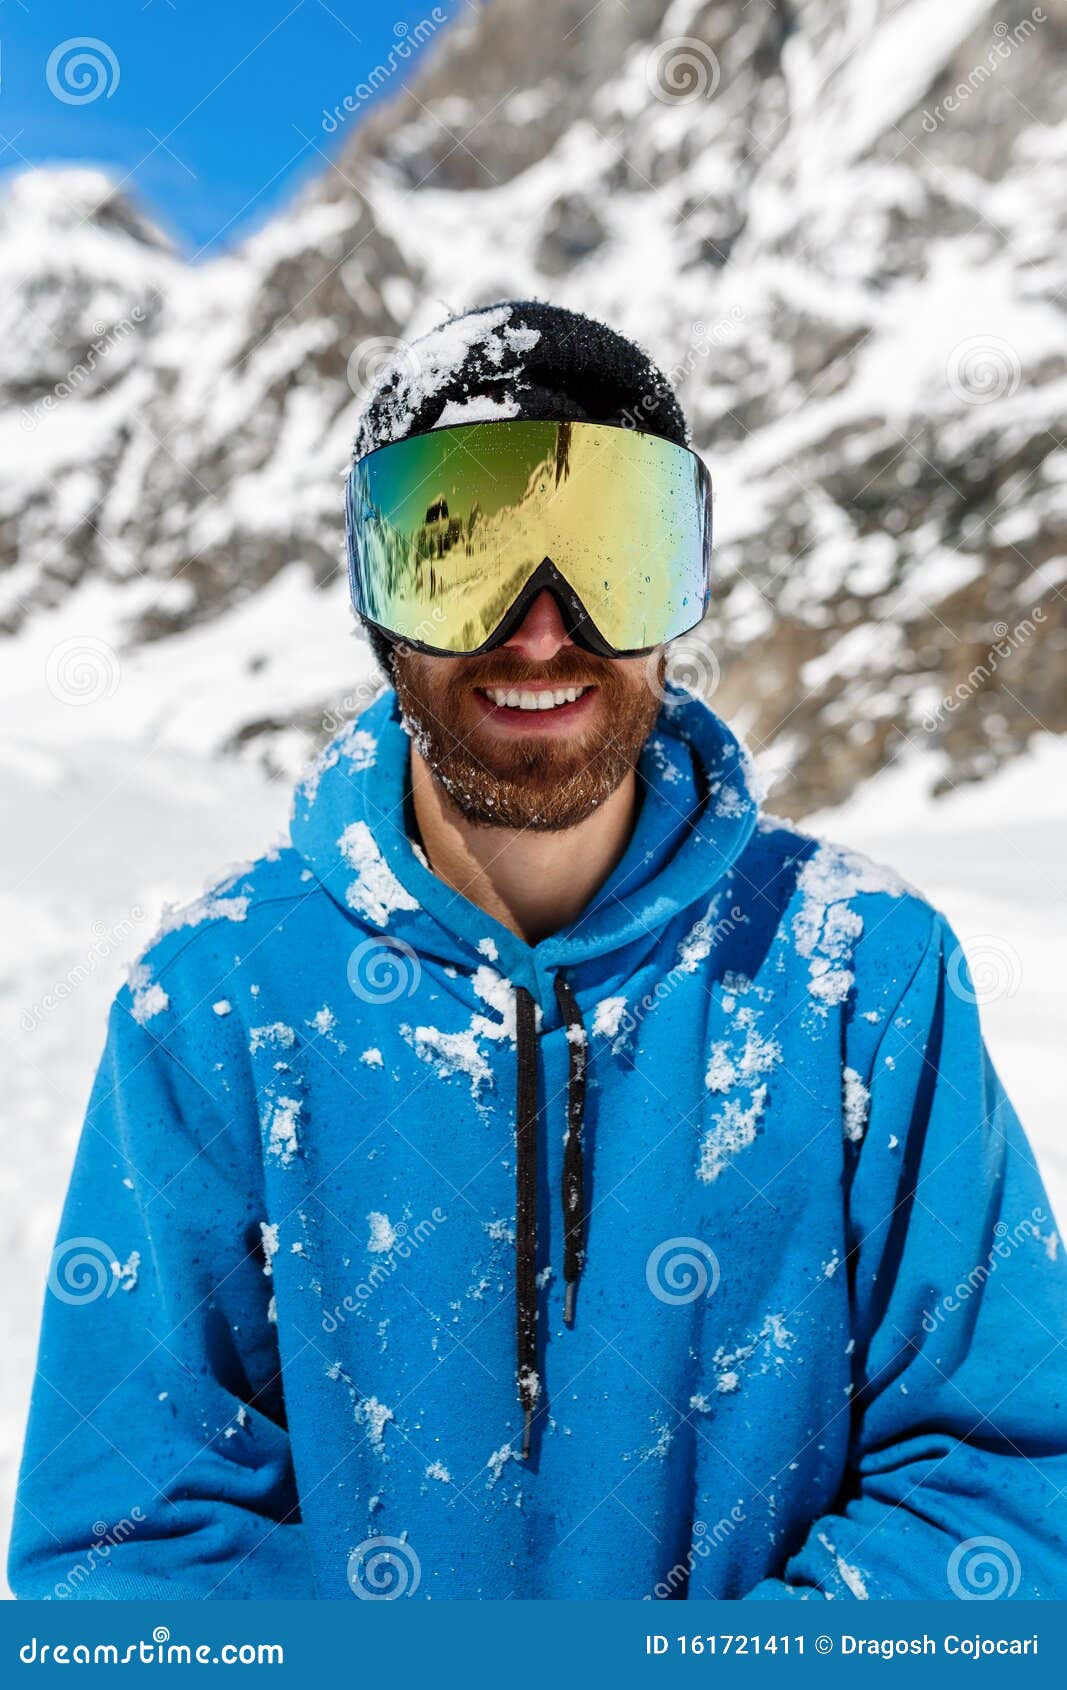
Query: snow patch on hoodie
486,1442,518,1489
356,1395,393,1454
404,1024,493,1095
699,986,781,1181
128,964,168,1025
676,898,721,974
298,723,379,807
260,1221,280,1275
793,843,906,1010
842,1067,870,1143
367,1211,398,1254
159,891,249,936
339,822,419,928
250,1022,295,1053
713,1312,794,1391
401,966,519,1101
265,1096,301,1165
110,1250,140,1292
817,1532,870,1599
698,1085,768,1183
593,996,627,1039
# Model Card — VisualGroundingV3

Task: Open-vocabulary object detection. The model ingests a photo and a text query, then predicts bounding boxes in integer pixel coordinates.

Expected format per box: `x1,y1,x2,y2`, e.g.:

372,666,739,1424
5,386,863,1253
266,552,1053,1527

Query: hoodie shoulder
117,841,323,1029
748,813,940,1012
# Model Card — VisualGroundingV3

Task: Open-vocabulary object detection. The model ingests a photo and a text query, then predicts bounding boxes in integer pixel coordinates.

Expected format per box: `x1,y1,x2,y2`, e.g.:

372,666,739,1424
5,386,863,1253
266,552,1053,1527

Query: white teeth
484,686,588,711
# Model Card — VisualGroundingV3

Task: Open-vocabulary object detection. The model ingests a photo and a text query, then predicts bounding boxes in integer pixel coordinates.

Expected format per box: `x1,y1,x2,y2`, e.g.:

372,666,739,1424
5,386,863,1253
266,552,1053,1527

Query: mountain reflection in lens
347,420,711,654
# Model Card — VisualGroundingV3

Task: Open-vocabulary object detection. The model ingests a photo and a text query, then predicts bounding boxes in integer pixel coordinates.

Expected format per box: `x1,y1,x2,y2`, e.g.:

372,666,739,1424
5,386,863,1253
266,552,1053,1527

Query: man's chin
434,759,625,832
394,648,664,831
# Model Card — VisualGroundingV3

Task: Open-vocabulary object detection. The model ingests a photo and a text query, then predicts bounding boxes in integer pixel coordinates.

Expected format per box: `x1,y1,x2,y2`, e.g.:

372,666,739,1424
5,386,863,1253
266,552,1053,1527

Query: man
12,302,1066,1601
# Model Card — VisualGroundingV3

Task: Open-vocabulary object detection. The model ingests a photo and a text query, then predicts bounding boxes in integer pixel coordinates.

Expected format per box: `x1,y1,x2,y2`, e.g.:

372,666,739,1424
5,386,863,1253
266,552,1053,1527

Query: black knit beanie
350,300,689,674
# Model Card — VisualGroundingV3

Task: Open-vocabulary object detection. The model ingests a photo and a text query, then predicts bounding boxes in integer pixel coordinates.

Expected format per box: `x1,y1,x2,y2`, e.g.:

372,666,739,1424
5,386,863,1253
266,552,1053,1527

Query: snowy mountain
2,0,1065,812
3,0,1067,1592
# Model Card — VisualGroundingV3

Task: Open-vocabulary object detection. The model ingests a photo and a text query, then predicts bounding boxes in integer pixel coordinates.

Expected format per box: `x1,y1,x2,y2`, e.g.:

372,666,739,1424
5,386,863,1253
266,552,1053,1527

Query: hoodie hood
289,684,760,988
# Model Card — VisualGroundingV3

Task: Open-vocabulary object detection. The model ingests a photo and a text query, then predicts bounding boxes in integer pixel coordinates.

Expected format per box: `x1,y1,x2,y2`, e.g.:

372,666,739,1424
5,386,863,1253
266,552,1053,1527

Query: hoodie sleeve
9,963,314,1600
746,911,1067,1601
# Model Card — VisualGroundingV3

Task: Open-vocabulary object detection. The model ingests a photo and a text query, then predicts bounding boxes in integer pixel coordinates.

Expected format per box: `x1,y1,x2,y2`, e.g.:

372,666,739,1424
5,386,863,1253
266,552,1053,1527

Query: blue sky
0,0,461,255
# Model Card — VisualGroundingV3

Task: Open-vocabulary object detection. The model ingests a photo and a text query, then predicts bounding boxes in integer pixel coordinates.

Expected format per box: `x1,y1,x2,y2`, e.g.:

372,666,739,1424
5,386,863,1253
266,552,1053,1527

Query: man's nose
500,590,574,662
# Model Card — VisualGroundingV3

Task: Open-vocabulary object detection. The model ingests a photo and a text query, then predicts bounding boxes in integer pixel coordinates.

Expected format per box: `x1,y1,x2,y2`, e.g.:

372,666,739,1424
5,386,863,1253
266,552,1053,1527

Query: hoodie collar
289,686,759,986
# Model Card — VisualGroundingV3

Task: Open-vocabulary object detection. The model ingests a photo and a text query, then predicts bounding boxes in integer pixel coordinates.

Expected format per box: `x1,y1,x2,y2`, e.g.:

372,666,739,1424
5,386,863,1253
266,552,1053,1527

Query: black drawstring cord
554,976,587,1327
513,975,589,1457
514,985,539,1458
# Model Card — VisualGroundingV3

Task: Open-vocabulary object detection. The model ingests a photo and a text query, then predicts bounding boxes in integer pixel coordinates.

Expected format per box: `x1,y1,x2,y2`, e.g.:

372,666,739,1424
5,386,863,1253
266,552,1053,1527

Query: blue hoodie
11,689,1067,1601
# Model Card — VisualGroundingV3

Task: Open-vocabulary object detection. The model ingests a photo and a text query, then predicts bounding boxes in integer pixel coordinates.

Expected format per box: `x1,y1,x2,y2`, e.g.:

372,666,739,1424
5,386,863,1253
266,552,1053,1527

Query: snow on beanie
350,300,689,672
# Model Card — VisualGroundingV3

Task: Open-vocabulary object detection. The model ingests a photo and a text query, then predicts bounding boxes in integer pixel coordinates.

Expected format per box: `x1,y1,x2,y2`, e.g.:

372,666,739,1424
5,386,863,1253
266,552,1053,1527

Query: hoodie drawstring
514,986,539,1459
554,976,587,1327
513,975,588,1458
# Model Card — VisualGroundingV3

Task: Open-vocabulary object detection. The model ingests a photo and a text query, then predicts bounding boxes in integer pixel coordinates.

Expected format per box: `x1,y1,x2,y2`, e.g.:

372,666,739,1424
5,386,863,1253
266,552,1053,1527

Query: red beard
393,646,664,831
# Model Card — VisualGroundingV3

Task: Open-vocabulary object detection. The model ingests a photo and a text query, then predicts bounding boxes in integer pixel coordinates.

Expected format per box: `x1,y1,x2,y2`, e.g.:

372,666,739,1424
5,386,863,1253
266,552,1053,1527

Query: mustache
453,649,616,690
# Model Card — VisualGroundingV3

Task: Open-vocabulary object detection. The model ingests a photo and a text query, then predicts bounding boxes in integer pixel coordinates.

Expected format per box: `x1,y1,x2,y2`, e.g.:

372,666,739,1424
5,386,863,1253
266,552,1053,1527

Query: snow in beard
351,305,542,458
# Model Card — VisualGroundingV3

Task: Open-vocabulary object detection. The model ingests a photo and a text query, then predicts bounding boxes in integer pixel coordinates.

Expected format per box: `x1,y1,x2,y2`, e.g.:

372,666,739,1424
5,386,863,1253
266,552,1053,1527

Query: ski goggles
345,419,713,656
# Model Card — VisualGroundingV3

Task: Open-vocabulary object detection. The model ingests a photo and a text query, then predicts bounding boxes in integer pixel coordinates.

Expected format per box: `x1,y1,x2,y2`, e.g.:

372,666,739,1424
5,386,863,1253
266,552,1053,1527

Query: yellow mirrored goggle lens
346,419,712,654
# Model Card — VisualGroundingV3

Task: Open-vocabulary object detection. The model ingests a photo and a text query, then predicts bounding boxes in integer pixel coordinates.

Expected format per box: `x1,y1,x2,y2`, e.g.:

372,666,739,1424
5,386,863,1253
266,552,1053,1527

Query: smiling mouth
477,684,595,713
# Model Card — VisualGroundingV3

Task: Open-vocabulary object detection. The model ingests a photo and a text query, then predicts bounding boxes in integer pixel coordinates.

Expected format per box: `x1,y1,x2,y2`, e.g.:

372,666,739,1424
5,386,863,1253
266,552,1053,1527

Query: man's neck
410,748,639,944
